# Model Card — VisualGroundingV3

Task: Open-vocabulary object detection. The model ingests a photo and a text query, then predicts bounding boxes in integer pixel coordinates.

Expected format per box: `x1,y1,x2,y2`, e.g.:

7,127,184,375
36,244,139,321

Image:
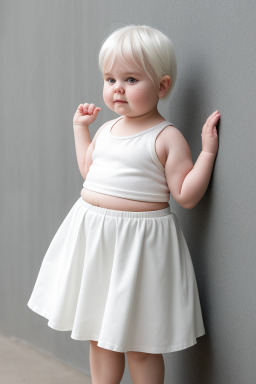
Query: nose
114,81,125,94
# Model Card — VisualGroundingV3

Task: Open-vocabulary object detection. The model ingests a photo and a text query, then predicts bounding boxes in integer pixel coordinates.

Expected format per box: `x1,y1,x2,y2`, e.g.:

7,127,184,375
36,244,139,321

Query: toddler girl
28,25,220,384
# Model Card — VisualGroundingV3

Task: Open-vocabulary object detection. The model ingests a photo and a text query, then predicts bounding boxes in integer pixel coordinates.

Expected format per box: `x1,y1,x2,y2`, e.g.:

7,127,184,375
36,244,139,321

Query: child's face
103,56,160,118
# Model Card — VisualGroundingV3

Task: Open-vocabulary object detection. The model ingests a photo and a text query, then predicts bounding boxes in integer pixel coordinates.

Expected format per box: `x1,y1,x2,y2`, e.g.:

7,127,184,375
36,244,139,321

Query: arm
73,103,101,179
165,110,220,209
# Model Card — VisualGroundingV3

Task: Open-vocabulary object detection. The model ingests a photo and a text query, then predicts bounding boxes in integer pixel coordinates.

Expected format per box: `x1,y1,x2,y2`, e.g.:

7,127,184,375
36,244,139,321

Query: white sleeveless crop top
83,117,174,202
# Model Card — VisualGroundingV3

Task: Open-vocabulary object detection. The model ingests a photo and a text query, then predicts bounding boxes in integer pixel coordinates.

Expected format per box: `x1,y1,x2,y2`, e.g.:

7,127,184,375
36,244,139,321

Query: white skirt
27,197,205,354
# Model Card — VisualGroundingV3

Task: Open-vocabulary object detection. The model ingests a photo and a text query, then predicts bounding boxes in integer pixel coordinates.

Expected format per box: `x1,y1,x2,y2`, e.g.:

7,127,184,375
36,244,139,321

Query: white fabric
28,197,205,354
83,117,172,202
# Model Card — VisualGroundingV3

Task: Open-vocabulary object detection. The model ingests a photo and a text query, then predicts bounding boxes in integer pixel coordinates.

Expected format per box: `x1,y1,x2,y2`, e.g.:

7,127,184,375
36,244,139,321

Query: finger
202,112,220,135
209,110,219,118
75,105,85,118
87,103,95,114
83,103,89,113
205,111,218,126
209,113,220,127
205,113,220,132
75,104,84,114
93,107,101,116
205,110,219,124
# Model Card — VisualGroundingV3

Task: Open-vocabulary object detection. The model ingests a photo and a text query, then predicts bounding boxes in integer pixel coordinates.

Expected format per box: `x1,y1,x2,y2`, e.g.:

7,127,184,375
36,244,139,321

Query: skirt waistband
78,197,171,218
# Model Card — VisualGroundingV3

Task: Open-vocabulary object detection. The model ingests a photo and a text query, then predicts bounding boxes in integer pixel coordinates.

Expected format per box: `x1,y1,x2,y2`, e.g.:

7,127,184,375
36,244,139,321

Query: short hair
99,25,177,98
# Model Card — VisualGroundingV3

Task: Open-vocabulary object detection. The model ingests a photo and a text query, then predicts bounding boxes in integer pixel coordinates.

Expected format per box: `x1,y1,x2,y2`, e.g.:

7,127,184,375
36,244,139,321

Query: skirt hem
27,302,205,354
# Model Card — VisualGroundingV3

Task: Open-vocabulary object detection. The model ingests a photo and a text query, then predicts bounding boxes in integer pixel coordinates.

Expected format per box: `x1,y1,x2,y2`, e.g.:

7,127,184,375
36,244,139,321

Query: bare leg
126,351,165,384
89,340,125,384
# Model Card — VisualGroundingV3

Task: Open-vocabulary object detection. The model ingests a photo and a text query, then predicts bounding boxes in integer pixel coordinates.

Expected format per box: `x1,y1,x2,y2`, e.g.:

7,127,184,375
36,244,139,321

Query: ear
158,75,171,98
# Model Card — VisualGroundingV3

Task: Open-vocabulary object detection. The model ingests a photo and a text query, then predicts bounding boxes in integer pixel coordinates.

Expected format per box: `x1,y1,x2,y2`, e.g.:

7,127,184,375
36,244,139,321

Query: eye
127,77,138,84
106,77,115,84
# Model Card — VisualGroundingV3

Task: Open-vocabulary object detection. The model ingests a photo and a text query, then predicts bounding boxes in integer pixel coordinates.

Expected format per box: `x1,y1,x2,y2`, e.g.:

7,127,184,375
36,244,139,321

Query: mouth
114,100,128,103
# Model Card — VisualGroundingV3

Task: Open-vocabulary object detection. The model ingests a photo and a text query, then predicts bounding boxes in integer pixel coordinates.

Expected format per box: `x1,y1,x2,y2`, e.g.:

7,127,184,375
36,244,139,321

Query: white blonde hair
99,25,177,98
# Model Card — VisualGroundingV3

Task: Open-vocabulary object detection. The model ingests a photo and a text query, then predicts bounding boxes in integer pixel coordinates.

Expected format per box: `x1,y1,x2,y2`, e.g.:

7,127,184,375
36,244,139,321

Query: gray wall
1,1,255,383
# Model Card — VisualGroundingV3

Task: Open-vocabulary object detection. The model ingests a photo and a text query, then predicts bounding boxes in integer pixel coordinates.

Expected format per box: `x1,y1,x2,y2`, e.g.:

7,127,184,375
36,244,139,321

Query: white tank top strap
108,116,124,131
100,118,121,136
94,117,121,144
149,121,174,171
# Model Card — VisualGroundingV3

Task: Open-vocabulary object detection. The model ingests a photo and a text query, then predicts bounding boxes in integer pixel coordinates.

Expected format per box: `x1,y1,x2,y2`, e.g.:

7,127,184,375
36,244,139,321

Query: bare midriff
81,188,169,212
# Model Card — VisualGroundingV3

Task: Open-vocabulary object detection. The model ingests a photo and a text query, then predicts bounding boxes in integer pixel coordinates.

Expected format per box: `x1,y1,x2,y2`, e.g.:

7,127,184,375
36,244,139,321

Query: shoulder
157,125,190,156
158,124,185,142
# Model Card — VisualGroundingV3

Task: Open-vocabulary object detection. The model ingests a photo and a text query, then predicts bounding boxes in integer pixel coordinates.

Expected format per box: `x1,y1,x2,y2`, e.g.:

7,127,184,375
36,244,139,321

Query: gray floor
0,334,92,384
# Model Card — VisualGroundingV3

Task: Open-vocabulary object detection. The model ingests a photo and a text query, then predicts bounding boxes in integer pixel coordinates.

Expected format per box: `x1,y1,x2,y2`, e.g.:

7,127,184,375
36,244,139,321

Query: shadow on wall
165,198,217,383
165,61,222,383
175,336,214,384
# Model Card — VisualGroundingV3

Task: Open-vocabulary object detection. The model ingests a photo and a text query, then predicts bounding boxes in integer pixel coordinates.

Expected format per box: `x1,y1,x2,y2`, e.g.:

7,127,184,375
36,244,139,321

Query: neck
121,109,164,127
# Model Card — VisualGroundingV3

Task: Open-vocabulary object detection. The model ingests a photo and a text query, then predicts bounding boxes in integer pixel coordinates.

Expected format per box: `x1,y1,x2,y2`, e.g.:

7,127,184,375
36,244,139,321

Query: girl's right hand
73,103,101,126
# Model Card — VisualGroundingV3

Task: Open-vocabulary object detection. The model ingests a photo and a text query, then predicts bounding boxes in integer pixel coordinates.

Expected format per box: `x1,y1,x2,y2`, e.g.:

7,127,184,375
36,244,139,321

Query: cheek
130,87,156,106
129,88,148,104
103,86,111,103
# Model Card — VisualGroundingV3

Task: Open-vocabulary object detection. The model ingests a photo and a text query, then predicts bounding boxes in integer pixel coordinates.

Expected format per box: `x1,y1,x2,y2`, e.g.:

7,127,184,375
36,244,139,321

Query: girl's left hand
201,110,220,155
